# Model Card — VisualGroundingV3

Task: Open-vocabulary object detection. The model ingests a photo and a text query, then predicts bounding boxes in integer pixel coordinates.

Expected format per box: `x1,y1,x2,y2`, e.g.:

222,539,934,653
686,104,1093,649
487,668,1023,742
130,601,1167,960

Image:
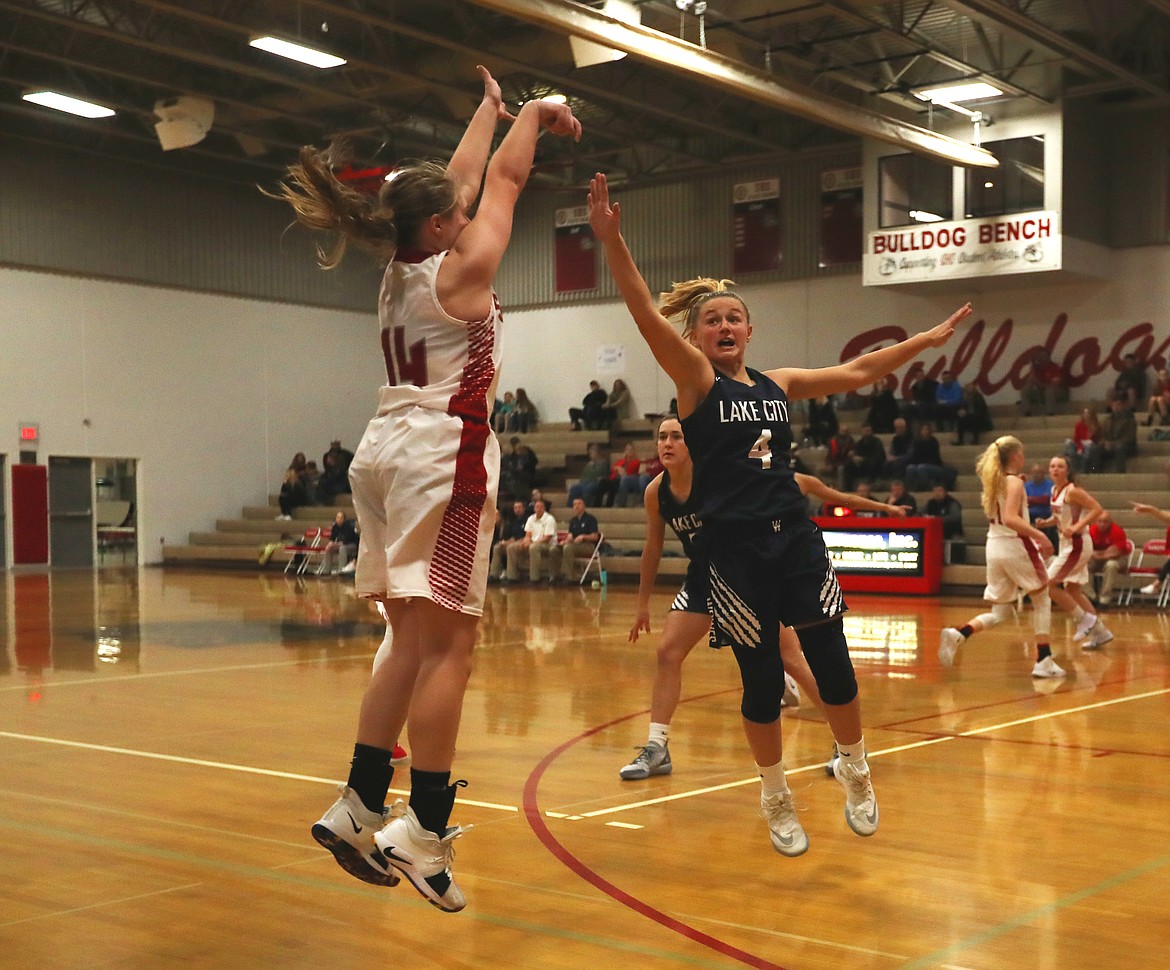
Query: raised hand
536,100,582,141
477,64,515,123
920,303,974,348
588,172,621,242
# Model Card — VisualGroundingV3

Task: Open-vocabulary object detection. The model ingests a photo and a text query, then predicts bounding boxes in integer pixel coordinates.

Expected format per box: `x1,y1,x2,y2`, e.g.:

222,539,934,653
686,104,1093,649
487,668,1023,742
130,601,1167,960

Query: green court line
0,815,742,969
895,849,1170,970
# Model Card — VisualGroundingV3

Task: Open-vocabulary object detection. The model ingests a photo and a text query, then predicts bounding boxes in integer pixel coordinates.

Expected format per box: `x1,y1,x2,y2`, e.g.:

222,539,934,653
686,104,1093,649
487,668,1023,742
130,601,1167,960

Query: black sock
959,624,974,638
1037,644,1052,662
409,769,455,836
346,743,394,815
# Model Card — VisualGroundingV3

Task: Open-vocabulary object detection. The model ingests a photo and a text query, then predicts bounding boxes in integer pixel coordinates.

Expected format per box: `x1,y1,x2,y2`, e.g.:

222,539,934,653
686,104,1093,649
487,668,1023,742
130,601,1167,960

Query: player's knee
741,684,782,724
798,618,857,706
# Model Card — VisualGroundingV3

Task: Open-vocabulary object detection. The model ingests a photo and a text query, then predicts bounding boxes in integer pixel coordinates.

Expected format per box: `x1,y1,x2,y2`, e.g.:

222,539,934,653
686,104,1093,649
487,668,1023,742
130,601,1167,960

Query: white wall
5,248,1169,565
1,267,380,564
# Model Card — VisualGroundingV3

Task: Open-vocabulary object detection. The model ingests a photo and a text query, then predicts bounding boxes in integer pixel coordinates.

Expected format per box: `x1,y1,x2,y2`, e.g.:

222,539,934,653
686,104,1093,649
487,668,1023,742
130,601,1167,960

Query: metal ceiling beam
460,0,998,167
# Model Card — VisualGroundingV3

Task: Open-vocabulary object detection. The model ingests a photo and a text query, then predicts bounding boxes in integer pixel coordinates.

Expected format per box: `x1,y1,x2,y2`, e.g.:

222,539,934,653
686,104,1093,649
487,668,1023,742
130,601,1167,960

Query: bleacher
164,405,1170,596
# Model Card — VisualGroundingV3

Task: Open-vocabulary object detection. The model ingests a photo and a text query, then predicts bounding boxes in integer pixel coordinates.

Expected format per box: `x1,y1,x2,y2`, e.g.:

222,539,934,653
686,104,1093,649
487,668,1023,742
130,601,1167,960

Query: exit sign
19,423,38,443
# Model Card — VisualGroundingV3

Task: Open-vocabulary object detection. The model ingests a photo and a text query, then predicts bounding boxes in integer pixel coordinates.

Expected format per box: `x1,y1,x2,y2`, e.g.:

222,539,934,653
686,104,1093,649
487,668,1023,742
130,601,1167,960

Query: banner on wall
863,210,1062,286
554,205,596,293
819,166,863,267
732,179,782,274
596,344,625,375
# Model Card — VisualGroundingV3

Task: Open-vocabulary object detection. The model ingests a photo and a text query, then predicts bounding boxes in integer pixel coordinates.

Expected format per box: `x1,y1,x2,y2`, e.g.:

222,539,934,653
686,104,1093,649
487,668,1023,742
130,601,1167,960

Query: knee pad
733,641,784,724
797,618,858,706
1031,589,1052,637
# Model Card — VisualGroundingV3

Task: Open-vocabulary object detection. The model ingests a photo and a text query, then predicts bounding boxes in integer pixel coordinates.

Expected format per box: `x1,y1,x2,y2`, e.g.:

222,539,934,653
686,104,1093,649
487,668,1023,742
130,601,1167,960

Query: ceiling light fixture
909,210,945,223
249,35,346,69
915,82,1003,104
23,90,115,118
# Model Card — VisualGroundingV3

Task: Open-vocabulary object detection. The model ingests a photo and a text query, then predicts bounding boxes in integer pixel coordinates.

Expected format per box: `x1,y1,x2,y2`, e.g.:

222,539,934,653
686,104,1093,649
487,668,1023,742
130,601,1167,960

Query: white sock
835,736,867,766
648,722,670,748
756,759,789,797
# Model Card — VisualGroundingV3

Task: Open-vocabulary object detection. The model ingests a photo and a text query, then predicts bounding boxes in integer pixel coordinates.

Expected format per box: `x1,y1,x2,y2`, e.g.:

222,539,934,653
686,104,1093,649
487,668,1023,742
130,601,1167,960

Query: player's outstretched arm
794,473,908,517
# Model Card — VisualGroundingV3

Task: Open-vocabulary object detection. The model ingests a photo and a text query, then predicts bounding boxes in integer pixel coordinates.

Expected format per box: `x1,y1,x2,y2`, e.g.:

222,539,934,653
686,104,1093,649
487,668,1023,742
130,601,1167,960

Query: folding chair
1120,538,1169,606
578,533,606,586
284,526,327,576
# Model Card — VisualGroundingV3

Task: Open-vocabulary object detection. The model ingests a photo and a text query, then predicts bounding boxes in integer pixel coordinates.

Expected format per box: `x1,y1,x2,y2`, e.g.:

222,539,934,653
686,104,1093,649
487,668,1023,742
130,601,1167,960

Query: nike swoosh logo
346,811,362,835
382,845,411,865
776,833,794,846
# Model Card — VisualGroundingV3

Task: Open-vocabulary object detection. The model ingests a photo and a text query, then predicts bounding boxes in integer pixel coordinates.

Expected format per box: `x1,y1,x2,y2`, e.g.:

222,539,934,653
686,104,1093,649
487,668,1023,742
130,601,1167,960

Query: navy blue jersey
657,469,702,560
681,367,805,524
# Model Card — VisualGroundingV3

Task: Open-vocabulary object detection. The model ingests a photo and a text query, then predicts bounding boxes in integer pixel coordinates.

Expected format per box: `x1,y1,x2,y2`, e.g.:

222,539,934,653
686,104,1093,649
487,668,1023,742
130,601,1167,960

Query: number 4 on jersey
748,429,773,469
381,326,428,386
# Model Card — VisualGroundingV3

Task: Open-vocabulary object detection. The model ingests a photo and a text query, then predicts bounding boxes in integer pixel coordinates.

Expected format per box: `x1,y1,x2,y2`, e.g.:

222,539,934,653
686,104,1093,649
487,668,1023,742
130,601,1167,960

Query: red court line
522,699,788,970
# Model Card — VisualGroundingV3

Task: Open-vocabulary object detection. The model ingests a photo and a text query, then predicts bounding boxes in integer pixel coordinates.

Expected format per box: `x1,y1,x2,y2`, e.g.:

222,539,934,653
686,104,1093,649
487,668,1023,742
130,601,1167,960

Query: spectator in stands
492,390,516,433
507,387,538,432
1063,406,1101,472
302,461,323,504
317,450,350,503
934,370,963,430
1091,397,1137,472
1144,367,1170,425
500,436,538,501
488,500,527,582
323,439,354,478
595,443,640,508
1020,349,1066,416
277,465,312,520
821,425,855,488
1024,463,1058,549
598,379,631,430
885,479,918,513
1112,353,1147,409
1086,510,1129,607
803,396,838,446
904,423,957,490
884,416,914,480
506,498,558,584
569,381,607,431
924,484,964,540
850,482,882,517
953,382,992,445
906,364,939,425
526,488,546,518
567,443,609,507
1131,501,1170,595
324,510,360,575
865,379,901,434
557,497,601,584
843,424,886,490
619,451,663,508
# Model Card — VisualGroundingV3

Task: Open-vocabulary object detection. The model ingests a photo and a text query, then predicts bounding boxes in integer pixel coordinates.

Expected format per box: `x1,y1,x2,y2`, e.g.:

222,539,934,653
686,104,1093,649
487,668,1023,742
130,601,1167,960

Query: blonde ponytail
976,435,1022,519
658,278,747,338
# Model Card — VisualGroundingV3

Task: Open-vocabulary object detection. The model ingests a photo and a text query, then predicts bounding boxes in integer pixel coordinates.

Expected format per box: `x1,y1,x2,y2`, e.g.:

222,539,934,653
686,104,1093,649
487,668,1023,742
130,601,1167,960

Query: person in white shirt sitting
506,498,559,584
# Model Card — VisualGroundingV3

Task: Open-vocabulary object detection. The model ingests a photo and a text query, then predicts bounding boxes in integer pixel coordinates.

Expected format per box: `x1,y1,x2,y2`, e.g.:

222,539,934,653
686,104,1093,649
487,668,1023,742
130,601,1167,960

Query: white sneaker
1141,581,1159,595
760,789,809,857
276,514,292,521
374,800,468,912
1031,655,1067,678
1083,623,1115,650
781,674,801,708
938,627,964,667
833,759,879,837
823,744,839,777
619,741,672,780
1073,612,1098,641
339,561,356,574
310,786,400,887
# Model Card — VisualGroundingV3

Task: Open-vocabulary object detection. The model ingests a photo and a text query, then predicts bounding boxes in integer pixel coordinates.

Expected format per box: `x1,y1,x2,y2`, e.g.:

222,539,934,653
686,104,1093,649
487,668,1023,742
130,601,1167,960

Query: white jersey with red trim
377,250,502,419
1049,482,1081,548
986,485,1027,539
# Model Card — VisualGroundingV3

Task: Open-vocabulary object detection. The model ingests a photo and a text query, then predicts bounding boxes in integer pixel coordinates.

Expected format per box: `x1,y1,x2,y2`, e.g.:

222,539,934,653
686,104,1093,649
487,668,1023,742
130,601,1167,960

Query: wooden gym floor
1,567,1168,970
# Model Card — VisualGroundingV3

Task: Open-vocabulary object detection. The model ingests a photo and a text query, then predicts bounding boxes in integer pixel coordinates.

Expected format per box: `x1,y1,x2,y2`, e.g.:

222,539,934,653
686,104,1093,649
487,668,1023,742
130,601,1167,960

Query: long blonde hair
267,138,456,269
658,278,748,338
976,435,1023,519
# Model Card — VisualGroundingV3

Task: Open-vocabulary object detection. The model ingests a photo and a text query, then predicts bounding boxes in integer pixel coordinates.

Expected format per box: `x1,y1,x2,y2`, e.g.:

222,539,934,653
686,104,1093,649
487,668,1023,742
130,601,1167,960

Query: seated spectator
301,461,322,504
557,498,601,584
843,424,886,490
803,395,838,446
904,423,957,490
884,416,914,481
1145,368,1170,425
865,379,901,434
1020,349,1066,416
934,370,963,430
569,381,608,431
1024,463,1058,549
954,382,992,445
276,465,311,520
821,425,855,488
567,444,611,507
500,436,538,501
599,379,631,430
526,488,546,518
1132,502,1170,594
850,482,881,518
488,500,527,581
322,439,353,477
885,480,917,513
506,498,559,584
618,452,662,508
1089,398,1137,472
323,510,359,575
316,450,350,503
506,387,538,433
1112,353,1147,409
492,391,516,434
1087,510,1129,607
906,365,939,425
924,484,964,540
595,443,640,508
1063,406,1101,472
